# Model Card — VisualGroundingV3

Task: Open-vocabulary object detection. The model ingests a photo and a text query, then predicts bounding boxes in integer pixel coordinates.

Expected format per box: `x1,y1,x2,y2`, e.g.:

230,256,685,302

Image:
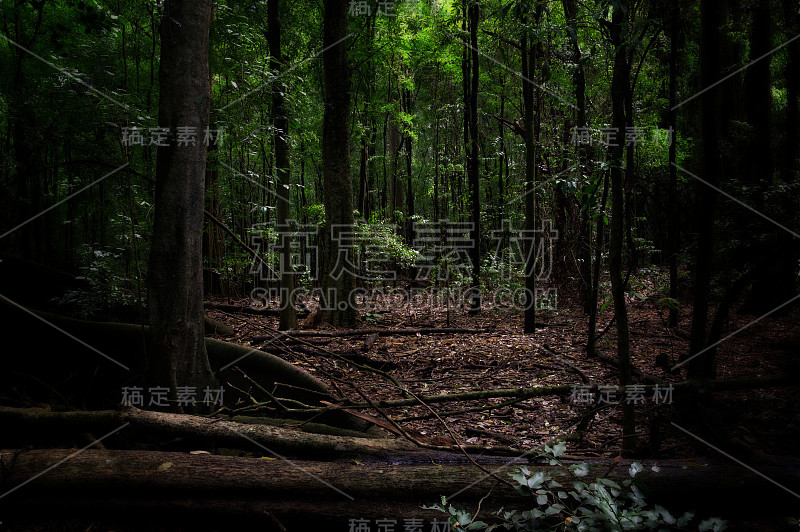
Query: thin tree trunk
562,0,593,314
433,64,440,224
608,6,635,453
623,50,638,271
467,0,481,314
587,173,609,355
268,0,297,330
522,23,536,334
358,135,368,217
686,0,722,380
745,0,784,311
497,90,505,235
403,87,415,245
778,0,800,304
667,1,680,328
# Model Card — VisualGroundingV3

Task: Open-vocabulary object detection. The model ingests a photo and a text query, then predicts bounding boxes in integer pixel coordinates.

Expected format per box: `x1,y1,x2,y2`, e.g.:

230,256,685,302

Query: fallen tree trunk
1,449,798,526
258,343,398,371
206,302,310,318
0,300,365,430
0,406,418,461
254,327,492,339
203,315,235,336
0,405,536,459
333,372,799,409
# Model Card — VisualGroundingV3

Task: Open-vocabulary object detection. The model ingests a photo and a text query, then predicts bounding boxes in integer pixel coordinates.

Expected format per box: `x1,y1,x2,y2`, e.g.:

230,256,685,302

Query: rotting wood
0,449,798,523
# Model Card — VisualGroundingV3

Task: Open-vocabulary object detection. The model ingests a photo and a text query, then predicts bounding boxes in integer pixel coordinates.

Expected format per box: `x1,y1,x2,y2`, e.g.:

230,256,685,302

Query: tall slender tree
147,0,217,412
608,2,635,452
686,0,723,380
467,0,481,314
562,0,593,316
268,0,297,330
320,0,359,327
522,7,537,334
667,0,681,328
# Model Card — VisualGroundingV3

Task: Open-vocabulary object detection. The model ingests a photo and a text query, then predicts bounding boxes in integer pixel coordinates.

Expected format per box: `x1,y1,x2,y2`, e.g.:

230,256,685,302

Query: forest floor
3,267,799,531
206,265,800,461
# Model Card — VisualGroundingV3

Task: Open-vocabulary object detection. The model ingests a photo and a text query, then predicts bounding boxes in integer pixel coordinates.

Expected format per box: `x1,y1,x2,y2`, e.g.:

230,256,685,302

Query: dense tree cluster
1,0,798,414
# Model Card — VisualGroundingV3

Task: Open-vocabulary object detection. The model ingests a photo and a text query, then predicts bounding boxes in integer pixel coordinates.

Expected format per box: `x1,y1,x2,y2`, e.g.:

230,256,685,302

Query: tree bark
2,449,799,525
521,13,537,334
252,326,489,339
667,0,680,328
562,0,593,316
387,108,403,223
586,173,609,355
203,151,226,297
608,5,635,453
268,0,297,331
320,0,359,327
686,0,722,380
0,406,412,459
784,0,800,178
147,0,217,413
467,0,481,314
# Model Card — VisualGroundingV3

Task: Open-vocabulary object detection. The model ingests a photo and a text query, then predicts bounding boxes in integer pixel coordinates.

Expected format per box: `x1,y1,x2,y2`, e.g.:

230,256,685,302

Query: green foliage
354,219,422,279
426,444,726,532
63,244,142,318
482,250,525,292
363,311,384,323
303,204,326,226
425,496,489,531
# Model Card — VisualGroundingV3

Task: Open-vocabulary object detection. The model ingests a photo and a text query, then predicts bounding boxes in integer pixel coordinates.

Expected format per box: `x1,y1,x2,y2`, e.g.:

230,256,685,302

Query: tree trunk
268,0,297,331
147,0,217,413
783,0,800,179
3,449,799,526
358,135,368,218
745,0,789,312
667,0,680,328
562,0,593,315
0,406,411,459
586,173,609,355
387,107,403,224
522,18,537,334
686,0,722,380
743,0,772,185
254,326,489,339
320,0,359,327
203,150,225,297
433,64,440,224
608,6,635,453
467,0,481,314
623,46,638,272
777,0,800,307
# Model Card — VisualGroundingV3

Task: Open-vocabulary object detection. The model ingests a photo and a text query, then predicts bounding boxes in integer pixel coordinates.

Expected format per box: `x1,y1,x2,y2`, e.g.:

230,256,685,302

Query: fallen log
1,448,798,527
252,327,492,340
0,405,534,459
333,372,798,409
258,343,398,371
0,300,364,430
0,406,415,461
206,302,310,318
203,315,235,336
